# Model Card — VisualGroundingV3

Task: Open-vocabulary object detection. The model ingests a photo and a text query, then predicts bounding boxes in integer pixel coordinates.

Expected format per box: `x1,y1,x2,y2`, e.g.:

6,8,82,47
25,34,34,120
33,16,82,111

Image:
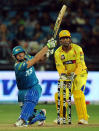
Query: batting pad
73,90,88,121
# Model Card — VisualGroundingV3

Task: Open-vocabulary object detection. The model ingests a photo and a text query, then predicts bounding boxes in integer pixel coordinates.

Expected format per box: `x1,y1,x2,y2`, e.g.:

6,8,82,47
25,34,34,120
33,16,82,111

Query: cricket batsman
12,38,56,127
54,30,88,124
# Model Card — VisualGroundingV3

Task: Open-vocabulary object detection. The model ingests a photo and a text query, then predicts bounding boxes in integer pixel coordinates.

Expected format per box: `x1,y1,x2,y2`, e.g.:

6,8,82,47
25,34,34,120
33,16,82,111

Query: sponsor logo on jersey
63,60,76,64
61,54,65,60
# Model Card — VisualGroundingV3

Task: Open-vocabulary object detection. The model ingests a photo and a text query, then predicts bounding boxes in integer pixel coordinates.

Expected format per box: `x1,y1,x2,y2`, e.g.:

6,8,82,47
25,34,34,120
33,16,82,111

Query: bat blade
53,5,67,39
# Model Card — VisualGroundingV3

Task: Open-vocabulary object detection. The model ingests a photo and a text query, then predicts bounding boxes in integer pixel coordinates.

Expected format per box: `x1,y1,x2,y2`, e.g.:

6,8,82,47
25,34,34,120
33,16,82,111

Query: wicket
57,78,72,125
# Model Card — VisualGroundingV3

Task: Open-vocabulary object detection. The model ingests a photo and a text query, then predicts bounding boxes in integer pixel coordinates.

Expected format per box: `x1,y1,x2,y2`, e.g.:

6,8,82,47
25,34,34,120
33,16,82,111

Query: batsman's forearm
27,46,48,68
33,46,48,62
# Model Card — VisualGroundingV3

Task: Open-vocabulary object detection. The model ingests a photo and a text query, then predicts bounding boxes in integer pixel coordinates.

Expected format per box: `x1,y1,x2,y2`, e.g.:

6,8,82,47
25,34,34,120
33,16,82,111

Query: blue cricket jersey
14,55,39,90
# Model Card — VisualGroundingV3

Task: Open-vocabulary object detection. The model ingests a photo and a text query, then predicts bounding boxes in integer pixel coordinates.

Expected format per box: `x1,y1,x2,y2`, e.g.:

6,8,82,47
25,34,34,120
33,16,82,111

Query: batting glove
47,38,57,49
46,49,54,57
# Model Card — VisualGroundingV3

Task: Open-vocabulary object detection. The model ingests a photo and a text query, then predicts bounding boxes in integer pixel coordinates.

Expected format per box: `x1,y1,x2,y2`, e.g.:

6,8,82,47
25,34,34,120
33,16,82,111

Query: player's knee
25,89,39,104
73,90,84,99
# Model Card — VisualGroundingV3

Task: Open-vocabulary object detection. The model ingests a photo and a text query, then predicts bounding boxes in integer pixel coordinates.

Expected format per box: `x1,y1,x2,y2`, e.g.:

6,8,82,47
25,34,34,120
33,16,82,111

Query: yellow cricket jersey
54,43,87,75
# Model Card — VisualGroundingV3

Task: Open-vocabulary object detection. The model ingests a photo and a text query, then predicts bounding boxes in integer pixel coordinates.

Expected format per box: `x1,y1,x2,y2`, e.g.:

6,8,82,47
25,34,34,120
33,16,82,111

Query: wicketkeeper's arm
54,52,67,76
74,47,87,75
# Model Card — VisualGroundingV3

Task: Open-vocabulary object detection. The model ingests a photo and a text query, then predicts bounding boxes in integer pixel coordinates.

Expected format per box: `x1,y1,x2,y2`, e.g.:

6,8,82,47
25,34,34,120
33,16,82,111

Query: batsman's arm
27,46,48,68
27,39,56,68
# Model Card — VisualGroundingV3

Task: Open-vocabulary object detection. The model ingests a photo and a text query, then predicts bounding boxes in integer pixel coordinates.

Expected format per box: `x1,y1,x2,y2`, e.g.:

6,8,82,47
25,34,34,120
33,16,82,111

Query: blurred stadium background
0,0,99,71
0,0,99,130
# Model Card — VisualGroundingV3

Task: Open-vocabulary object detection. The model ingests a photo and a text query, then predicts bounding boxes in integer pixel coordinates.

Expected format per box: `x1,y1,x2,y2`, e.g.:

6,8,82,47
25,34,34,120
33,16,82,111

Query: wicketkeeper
54,30,88,124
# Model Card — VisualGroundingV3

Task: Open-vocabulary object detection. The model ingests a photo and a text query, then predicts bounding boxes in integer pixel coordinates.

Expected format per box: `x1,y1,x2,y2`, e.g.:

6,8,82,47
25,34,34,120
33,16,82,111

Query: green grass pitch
0,104,99,131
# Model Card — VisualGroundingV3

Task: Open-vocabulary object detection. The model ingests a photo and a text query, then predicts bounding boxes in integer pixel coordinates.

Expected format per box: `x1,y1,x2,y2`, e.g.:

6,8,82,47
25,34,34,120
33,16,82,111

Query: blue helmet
12,46,25,56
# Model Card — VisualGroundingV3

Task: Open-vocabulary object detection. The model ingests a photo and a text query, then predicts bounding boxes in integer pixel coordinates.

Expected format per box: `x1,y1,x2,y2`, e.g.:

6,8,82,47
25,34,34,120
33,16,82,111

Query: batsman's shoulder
14,62,19,68
14,62,26,71
14,62,20,70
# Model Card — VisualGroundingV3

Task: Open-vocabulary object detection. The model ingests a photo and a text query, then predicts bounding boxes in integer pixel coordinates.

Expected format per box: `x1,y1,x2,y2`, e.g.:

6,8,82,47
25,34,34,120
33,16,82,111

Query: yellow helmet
59,30,71,38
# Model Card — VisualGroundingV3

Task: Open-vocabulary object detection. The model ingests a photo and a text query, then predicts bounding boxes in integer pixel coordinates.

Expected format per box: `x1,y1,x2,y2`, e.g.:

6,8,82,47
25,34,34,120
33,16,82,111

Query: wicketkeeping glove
60,73,67,80
69,72,76,81
47,38,57,49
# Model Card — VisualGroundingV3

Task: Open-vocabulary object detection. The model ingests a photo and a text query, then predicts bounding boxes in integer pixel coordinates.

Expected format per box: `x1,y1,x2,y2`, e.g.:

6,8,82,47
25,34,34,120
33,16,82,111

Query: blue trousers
19,84,42,122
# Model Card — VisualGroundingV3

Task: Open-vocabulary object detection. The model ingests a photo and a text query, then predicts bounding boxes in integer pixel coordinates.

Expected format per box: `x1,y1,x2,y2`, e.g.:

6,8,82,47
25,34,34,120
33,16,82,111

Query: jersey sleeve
74,46,86,75
15,62,28,71
25,54,34,60
54,52,67,76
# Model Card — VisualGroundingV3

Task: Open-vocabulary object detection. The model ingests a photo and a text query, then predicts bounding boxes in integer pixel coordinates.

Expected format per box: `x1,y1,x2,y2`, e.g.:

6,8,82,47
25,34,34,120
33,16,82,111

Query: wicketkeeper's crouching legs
73,73,88,124
73,90,88,122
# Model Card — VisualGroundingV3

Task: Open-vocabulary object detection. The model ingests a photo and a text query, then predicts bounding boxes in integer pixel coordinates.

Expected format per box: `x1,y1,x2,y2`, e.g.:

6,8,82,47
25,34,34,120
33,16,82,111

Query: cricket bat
53,5,67,39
